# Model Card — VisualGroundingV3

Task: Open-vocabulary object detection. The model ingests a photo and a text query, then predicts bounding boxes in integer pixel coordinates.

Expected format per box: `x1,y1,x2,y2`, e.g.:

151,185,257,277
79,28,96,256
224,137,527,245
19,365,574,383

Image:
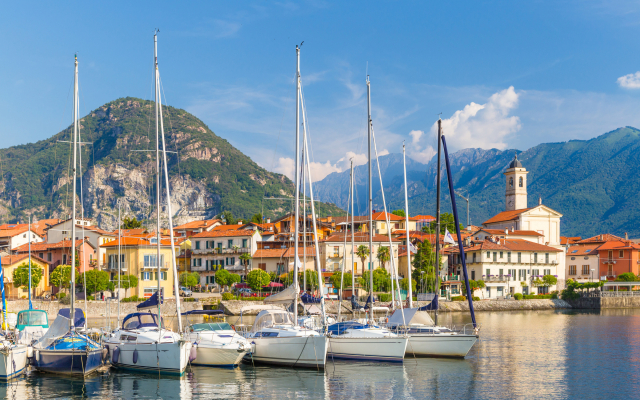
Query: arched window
519,177,523,187
509,177,513,187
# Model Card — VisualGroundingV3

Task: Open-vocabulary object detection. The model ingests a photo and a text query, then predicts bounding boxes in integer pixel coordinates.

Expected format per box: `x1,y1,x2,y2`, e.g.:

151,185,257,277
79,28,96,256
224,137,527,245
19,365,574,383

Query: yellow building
176,239,192,273
101,236,177,299
2,254,50,300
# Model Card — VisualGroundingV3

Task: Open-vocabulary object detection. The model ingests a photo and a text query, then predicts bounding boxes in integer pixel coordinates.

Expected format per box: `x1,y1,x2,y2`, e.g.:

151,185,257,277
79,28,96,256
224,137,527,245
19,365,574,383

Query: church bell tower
504,154,528,211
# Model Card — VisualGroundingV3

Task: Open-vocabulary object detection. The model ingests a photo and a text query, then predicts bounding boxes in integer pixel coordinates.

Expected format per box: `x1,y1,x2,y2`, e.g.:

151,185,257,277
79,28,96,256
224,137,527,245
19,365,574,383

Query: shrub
182,297,196,302
58,293,67,299
514,293,523,300
87,295,95,301
523,294,553,300
222,292,234,301
377,293,392,302
451,296,465,301
60,295,71,305
121,296,144,303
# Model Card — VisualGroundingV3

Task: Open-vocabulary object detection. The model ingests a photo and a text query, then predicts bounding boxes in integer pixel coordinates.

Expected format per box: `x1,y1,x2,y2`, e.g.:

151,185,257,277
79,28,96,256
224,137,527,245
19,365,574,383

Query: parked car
179,286,193,297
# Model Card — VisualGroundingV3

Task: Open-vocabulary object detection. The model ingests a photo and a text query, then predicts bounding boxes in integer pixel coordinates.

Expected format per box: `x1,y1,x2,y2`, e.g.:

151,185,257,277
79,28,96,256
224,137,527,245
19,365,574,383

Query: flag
444,228,456,244
408,242,418,254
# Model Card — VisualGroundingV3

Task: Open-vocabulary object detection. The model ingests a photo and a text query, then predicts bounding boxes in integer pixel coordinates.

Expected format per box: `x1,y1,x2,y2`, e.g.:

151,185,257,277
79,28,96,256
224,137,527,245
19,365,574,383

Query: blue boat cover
46,333,100,351
327,321,367,336
364,294,375,310
300,293,321,304
418,295,439,311
122,312,161,329
351,295,364,310
137,291,163,311
183,310,224,315
58,308,86,327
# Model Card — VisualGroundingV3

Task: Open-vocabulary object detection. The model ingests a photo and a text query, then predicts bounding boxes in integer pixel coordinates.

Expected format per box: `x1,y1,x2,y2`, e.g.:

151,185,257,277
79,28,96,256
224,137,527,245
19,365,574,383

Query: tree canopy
359,268,391,292
221,211,236,225
81,270,110,295
250,213,263,223
121,216,142,229
50,265,78,292
12,263,43,289
391,210,406,218
180,272,200,288
330,271,353,290
246,269,271,291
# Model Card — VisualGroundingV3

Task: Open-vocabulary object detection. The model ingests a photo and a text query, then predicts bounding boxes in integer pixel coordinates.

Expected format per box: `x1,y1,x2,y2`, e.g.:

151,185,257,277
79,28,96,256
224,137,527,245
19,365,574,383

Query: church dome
509,154,522,169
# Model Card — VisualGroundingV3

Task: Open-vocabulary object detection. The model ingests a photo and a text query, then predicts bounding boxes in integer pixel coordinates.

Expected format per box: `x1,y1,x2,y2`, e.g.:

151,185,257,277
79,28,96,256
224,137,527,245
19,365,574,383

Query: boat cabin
122,312,162,330
251,310,294,332
16,309,49,331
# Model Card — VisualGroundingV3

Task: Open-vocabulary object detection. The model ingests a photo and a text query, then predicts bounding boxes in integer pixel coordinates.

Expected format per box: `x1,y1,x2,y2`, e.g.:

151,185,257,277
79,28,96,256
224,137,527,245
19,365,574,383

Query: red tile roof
576,234,624,244
192,229,257,238
211,224,244,231
174,219,221,231
1,253,49,266
253,248,287,258
595,240,640,251
0,226,39,238
482,208,531,225
561,236,582,245
372,211,403,222
412,215,436,222
284,246,316,257
567,244,600,256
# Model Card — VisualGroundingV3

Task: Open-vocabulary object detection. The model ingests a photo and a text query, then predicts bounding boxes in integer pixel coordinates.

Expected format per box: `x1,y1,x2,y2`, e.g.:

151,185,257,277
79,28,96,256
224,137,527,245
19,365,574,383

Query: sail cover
264,283,298,304
58,308,86,328
418,294,439,311
137,291,163,311
300,292,321,304
387,307,434,328
33,314,71,349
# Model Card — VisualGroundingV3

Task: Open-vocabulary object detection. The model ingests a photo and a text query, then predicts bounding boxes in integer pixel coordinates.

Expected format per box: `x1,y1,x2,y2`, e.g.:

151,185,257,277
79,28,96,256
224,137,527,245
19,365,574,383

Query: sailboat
31,54,103,376
105,32,192,375
241,45,327,369
387,120,478,358
0,255,28,379
326,76,408,362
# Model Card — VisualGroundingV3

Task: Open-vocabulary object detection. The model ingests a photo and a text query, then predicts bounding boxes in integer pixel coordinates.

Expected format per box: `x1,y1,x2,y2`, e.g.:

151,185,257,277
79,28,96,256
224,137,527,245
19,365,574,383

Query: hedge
451,296,480,301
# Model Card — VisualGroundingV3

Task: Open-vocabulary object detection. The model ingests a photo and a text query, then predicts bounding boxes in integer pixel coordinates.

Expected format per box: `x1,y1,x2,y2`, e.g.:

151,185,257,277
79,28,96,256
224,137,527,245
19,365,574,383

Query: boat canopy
327,321,367,336
58,308,86,328
190,322,233,332
137,291,163,311
387,308,434,328
16,309,49,331
250,309,294,333
33,313,71,349
123,312,161,330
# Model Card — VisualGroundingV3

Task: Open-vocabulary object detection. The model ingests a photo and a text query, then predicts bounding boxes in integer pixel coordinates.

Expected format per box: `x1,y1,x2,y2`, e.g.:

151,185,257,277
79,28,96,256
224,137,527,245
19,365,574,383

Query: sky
3,1,640,182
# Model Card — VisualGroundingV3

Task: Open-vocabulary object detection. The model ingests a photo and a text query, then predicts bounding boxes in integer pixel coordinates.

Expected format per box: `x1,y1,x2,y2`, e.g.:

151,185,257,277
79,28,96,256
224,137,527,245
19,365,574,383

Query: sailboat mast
434,118,442,325
403,143,413,307
117,203,121,327
28,215,32,310
367,76,374,323
350,159,355,311
70,54,79,330
302,133,307,294
154,32,162,324
293,45,300,323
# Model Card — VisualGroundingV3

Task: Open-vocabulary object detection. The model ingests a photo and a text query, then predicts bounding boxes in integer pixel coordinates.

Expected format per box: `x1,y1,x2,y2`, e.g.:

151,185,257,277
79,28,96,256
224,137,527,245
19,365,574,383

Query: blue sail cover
300,293,321,304
418,295,439,311
58,308,86,327
351,295,364,310
137,291,163,311
364,294,375,310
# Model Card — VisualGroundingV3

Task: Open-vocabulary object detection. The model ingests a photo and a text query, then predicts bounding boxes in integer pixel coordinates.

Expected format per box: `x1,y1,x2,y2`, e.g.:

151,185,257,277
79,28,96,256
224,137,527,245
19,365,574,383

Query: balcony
140,262,170,270
602,259,616,264
105,263,127,272
192,247,251,255
482,275,510,282
441,275,460,282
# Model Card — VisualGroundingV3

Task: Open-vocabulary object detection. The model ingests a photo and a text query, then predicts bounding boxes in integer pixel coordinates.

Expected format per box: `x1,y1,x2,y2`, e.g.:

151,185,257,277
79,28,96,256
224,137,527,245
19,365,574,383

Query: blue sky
3,1,640,181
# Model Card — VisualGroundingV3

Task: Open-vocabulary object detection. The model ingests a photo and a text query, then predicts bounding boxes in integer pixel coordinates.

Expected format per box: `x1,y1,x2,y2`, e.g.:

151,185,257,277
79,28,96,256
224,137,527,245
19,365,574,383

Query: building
47,219,115,270
482,154,566,289
449,238,563,298
413,215,436,231
271,213,335,242
0,218,62,242
1,254,50,300
176,239,192,274
173,219,222,239
565,244,600,283
0,226,43,250
100,237,176,299
252,246,316,277
471,228,545,244
319,232,400,277
596,240,640,280
190,229,262,285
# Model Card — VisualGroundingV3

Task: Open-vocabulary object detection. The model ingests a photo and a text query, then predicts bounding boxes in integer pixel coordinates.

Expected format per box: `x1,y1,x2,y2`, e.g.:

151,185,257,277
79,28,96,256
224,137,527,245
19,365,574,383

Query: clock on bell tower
504,154,528,211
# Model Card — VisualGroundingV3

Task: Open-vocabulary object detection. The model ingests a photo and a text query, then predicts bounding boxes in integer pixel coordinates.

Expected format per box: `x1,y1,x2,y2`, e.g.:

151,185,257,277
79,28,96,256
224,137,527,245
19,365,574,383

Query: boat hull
244,335,327,369
191,345,246,367
0,345,28,379
33,348,103,376
108,340,191,375
328,336,408,362
406,334,478,358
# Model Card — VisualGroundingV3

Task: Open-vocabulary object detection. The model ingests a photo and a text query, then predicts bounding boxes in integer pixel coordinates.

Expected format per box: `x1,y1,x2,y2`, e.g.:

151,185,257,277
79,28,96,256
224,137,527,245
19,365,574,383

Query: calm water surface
4,309,640,399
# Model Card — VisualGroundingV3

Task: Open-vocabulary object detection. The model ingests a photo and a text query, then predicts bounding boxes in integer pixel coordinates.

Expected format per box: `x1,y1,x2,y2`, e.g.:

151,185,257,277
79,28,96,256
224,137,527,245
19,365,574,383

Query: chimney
266,218,271,224
625,232,629,240
538,197,542,205
600,234,603,241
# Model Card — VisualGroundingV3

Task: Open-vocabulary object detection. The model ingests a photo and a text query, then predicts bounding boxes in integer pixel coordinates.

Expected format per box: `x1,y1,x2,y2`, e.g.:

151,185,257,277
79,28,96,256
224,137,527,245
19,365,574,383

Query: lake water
3,309,639,399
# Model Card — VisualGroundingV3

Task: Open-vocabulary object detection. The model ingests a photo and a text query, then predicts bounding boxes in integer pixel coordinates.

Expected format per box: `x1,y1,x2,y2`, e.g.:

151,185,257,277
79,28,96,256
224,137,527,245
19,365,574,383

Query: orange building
597,240,640,280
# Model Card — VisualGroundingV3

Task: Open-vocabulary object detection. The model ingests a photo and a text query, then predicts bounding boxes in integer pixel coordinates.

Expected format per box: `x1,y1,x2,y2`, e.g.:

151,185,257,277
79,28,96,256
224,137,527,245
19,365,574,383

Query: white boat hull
0,344,28,379
246,335,328,369
406,334,477,358
108,340,192,375
192,345,246,367
328,336,408,362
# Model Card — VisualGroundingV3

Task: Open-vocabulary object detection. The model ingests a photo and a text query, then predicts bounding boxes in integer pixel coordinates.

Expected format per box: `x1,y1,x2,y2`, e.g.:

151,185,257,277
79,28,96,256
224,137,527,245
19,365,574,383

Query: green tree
50,265,78,293
215,269,231,291
221,211,236,225
330,271,353,290
229,273,242,287
377,246,391,271
12,263,44,297
461,279,486,296
616,272,637,282
412,241,441,293
358,268,391,292
355,245,370,275
247,269,271,292
250,213,263,224
400,277,417,292
391,210,406,218
180,272,199,288
121,216,142,229
268,271,279,283
542,274,558,287
81,270,110,295
300,270,319,291
421,212,463,234
121,274,139,297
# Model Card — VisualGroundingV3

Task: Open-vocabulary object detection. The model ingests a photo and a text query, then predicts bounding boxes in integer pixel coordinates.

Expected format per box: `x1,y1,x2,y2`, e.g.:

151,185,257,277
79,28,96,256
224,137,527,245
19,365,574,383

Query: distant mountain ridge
313,127,640,238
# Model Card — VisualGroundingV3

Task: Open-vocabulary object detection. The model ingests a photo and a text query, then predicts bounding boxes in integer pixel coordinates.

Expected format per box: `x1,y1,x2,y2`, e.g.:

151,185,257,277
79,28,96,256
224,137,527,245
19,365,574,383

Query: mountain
313,127,640,238
0,97,343,230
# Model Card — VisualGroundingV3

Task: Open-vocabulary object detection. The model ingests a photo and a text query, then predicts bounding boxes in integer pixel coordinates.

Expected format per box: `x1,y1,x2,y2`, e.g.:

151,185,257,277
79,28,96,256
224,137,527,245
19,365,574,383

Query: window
500,251,503,259
569,265,576,275
545,253,549,264
38,253,43,259
472,253,477,263
620,250,624,258
534,253,538,263
532,269,539,277
143,272,151,281
242,239,248,248
195,241,200,250
493,252,497,262
258,263,266,271
205,241,210,249
507,252,511,262
571,257,575,260
519,177,523,187
471,270,476,280
63,254,67,265
23,234,26,238
231,257,235,265
47,252,52,262
582,265,590,275
486,269,490,277
161,272,167,281
144,254,165,268
499,268,504,277
518,252,522,263
509,177,513,187
217,242,222,250
228,240,233,248
608,250,613,261
333,246,339,257
486,252,490,259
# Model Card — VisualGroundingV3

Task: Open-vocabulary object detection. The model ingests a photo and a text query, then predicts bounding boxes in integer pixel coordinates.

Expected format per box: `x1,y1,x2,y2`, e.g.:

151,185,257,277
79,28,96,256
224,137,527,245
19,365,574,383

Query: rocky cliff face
0,97,343,230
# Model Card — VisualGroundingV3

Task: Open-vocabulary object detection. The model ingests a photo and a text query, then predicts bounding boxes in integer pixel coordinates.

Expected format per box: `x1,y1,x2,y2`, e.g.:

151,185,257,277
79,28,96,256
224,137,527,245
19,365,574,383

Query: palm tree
377,246,390,271
355,245,370,275
240,252,252,280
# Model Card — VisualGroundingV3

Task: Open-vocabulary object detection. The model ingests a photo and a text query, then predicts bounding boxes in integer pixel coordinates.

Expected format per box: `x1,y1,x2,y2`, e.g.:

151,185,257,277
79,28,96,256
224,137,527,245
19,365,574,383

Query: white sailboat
241,45,327,369
0,256,28,379
327,76,408,362
105,31,191,375
185,310,250,367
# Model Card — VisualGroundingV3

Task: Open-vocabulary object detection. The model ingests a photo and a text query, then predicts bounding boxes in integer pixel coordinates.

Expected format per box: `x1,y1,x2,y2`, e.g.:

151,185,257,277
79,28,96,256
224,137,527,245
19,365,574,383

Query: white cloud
431,86,521,151
407,130,436,163
617,72,640,89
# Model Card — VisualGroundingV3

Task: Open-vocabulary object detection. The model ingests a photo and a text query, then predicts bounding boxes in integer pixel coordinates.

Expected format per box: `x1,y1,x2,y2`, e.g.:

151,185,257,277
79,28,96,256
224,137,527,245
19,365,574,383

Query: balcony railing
192,247,251,255
105,263,127,271
441,275,460,282
482,275,511,282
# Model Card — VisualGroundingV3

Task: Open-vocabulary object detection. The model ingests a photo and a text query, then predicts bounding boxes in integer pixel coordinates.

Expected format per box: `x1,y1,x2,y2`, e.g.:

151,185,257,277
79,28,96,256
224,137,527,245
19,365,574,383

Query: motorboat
31,310,103,375
327,321,408,362
185,310,250,368
386,308,478,358
105,295,192,375
241,305,327,369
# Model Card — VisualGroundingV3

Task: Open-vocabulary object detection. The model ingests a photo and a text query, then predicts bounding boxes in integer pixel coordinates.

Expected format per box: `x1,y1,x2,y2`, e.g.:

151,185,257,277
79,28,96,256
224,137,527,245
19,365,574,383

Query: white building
46,218,116,269
0,226,43,250
319,232,400,277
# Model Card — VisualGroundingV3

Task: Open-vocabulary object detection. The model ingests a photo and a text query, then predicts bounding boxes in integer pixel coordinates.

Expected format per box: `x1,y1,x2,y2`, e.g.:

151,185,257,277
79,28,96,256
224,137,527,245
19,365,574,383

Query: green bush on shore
222,293,234,301
451,296,480,301
514,293,523,300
